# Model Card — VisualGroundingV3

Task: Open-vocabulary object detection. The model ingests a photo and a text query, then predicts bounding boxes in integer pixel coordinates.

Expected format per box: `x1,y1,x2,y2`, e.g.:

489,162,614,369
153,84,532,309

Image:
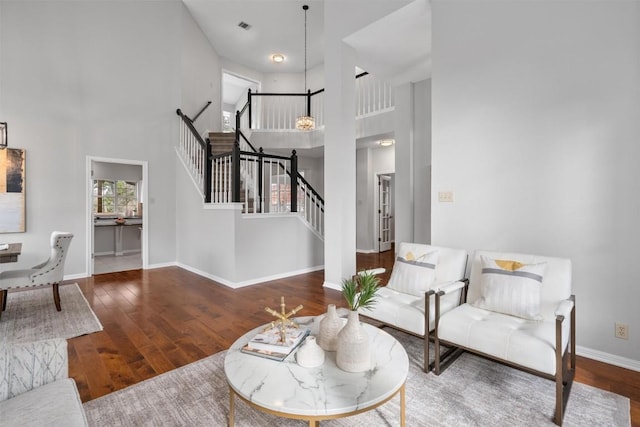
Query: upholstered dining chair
358,242,468,372
432,250,575,425
0,231,74,318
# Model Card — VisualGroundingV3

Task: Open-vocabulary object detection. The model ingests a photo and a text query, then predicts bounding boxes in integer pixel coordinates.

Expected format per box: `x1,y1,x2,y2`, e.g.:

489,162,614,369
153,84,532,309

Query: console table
224,315,408,426
0,243,21,263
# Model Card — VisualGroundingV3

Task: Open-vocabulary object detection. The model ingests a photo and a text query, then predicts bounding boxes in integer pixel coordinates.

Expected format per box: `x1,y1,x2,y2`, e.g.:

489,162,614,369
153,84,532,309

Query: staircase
177,111,323,237
208,132,256,213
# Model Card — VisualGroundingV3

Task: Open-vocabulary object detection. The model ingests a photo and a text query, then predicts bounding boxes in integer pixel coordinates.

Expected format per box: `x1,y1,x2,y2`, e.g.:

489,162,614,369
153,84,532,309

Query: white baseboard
322,281,342,291
146,261,178,270
176,263,325,289
577,345,640,372
356,248,378,254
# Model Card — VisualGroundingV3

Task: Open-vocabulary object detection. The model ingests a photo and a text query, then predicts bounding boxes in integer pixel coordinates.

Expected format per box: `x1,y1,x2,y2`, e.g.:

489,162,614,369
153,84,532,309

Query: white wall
0,0,184,274
180,4,222,135
92,162,142,182
431,0,640,364
413,79,431,244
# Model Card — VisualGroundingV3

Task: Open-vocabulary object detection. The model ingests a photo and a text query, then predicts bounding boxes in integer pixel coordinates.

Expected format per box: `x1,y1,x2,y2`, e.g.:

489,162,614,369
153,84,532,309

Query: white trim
577,345,640,372
64,272,89,280
204,203,244,211
145,261,178,270
322,280,342,291
176,262,324,289
356,248,377,254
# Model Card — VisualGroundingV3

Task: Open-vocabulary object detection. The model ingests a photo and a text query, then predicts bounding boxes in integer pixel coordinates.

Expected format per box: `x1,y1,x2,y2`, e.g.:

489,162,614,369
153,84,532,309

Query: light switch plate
438,191,454,202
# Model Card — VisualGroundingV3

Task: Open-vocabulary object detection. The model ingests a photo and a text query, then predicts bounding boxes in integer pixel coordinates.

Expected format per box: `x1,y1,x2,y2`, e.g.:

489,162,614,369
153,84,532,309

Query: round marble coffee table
224,315,409,426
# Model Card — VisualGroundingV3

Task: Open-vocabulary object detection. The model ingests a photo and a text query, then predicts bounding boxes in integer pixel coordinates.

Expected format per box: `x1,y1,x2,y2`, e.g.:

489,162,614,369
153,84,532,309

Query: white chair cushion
387,247,439,297
0,378,87,426
467,251,572,309
471,256,546,320
362,286,461,336
438,303,571,375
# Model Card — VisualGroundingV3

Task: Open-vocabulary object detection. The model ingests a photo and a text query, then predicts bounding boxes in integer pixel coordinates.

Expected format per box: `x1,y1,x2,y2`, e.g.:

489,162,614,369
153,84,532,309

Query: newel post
258,148,264,213
204,138,212,203
290,150,298,213
232,141,241,203
248,89,252,129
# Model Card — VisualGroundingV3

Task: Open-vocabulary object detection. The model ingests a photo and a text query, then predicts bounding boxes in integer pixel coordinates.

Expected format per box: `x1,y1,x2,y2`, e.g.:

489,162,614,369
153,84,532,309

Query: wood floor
67,251,639,426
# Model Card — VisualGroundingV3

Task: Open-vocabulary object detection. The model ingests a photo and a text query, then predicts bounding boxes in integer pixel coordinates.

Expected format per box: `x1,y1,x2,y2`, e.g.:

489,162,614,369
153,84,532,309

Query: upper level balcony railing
239,72,394,132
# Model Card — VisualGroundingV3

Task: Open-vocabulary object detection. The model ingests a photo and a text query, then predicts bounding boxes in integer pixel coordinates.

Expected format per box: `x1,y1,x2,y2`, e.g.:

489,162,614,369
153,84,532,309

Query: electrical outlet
615,323,629,340
438,191,454,203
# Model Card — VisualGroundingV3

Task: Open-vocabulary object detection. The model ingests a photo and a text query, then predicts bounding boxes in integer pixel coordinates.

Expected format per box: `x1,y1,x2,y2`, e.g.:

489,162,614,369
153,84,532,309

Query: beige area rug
0,283,103,343
83,327,630,426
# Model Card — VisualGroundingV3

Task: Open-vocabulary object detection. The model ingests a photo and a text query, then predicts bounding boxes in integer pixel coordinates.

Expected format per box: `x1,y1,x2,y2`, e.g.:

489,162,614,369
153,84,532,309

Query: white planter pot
336,310,370,372
296,336,325,368
318,304,343,351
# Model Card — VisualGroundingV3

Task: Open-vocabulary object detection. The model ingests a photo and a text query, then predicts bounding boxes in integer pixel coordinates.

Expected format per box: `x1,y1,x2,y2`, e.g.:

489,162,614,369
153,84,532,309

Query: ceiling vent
237,21,251,30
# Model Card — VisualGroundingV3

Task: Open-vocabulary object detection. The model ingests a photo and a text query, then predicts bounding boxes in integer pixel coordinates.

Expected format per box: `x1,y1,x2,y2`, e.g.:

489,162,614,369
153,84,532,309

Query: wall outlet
615,323,629,340
438,191,454,203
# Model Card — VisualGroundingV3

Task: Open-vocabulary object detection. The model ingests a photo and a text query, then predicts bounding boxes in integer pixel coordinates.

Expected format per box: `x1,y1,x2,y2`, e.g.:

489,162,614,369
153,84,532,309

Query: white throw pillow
387,250,439,297
472,256,546,320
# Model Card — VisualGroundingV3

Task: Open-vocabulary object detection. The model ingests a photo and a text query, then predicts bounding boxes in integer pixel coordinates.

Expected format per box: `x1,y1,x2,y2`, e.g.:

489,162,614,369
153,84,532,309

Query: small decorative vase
336,310,370,372
318,304,343,351
296,336,325,368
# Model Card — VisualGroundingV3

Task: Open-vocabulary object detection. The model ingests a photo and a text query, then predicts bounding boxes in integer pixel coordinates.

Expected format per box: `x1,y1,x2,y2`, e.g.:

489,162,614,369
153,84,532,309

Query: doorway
376,173,395,253
222,71,260,131
86,156,148,275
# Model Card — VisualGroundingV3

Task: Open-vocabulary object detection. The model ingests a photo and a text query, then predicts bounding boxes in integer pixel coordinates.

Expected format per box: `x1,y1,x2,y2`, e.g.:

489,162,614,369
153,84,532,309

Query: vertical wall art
0,148,26,232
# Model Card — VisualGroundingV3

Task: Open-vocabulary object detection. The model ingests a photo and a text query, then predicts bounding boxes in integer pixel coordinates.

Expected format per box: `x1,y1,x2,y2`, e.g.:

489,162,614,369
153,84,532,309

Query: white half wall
431,0,640,363
175,155,324,286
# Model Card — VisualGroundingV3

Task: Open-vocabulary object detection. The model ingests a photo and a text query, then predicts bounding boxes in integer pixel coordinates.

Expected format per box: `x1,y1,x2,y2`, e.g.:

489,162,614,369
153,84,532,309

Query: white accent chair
0,231,73,318
0,339,87,426
433,250,575,425
358,242,468,372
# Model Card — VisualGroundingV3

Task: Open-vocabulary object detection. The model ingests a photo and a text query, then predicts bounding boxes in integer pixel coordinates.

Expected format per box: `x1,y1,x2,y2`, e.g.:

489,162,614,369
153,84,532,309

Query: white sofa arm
0,338,68,401
554,298,575,319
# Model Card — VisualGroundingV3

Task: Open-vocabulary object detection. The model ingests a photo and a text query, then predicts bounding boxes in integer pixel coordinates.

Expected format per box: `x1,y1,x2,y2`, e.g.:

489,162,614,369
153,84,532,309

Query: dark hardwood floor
68,250,638,426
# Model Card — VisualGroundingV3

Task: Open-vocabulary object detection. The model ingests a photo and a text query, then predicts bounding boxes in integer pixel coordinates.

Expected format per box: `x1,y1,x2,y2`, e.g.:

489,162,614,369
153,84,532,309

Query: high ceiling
182,0,430,85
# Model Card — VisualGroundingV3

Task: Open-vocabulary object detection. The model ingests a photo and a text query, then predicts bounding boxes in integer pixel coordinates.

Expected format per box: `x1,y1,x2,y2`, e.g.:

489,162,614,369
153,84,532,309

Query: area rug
0,283,103,343
83,327,630,426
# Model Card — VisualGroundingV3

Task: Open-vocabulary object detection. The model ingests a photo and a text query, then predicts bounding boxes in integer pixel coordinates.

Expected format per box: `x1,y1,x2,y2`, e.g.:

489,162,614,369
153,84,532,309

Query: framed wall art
0,148,26,233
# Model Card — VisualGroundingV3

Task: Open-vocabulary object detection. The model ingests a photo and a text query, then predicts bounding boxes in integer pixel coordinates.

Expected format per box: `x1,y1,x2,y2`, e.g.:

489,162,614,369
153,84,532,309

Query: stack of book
242,325,310,361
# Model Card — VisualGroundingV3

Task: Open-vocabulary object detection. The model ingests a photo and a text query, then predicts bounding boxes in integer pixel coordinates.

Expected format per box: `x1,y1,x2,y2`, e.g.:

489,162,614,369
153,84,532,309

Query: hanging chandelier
296,4,315,131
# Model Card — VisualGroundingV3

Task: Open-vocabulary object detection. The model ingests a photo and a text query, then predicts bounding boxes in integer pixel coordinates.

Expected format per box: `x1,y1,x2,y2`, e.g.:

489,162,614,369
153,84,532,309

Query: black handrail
192,101,212,123
176,109,206,149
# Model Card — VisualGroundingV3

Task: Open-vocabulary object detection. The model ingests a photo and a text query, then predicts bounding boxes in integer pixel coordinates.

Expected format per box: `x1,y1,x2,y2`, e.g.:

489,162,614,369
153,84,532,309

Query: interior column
322,3,357,290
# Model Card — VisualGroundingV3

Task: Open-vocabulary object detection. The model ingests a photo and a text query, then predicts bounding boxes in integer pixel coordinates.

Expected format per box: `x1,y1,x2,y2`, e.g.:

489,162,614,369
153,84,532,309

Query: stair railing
176,108,212,203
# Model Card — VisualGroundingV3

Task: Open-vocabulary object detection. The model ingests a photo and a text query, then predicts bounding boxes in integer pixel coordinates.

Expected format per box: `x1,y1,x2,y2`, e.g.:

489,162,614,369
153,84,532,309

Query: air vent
237,21,251,30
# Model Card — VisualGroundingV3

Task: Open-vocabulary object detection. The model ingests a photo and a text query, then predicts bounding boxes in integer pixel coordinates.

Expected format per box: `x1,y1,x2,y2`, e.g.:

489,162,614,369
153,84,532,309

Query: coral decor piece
264,296,303,344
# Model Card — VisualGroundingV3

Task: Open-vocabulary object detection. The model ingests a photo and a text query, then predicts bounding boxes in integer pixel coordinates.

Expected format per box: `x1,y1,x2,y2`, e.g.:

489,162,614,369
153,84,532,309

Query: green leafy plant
341,271,381,311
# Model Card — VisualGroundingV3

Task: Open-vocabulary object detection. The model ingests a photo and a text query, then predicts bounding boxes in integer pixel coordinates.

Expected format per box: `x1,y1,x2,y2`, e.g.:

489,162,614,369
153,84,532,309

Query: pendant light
296,5,315,131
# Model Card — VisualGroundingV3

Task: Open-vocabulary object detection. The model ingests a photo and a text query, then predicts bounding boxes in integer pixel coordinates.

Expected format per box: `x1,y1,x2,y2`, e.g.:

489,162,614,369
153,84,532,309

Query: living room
0,0,639,425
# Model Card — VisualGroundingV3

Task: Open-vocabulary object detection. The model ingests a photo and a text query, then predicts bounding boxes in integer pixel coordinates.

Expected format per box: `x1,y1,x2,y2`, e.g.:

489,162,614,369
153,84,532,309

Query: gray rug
0,283,103,343
83,327,630,426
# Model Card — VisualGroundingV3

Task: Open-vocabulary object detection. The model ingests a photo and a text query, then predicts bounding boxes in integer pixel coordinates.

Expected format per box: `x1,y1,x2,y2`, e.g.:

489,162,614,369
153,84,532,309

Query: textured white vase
318,304,343,351
336,310,370,372
296,336,325,368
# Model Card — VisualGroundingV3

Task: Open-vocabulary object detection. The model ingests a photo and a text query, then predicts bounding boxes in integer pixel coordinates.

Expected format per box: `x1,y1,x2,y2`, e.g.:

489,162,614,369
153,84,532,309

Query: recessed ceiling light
271,54,285,63
378,139,395,147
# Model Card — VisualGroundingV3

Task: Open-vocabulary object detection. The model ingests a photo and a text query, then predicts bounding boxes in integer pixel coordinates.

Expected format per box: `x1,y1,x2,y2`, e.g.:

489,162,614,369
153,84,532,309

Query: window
93,180,138,216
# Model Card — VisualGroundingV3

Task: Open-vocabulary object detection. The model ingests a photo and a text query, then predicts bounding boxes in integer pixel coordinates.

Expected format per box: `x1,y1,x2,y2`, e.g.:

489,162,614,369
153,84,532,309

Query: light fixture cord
304,5,308,93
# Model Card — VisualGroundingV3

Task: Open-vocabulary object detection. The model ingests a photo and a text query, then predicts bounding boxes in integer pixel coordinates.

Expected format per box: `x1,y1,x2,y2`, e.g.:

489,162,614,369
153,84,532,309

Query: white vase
336,310,370,372
318,304,343,351
296,336,325,368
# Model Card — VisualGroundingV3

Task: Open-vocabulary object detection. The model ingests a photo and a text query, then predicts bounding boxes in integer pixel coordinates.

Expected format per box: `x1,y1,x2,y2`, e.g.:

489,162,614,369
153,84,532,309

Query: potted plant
341,270,381,311
336,271,381,372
